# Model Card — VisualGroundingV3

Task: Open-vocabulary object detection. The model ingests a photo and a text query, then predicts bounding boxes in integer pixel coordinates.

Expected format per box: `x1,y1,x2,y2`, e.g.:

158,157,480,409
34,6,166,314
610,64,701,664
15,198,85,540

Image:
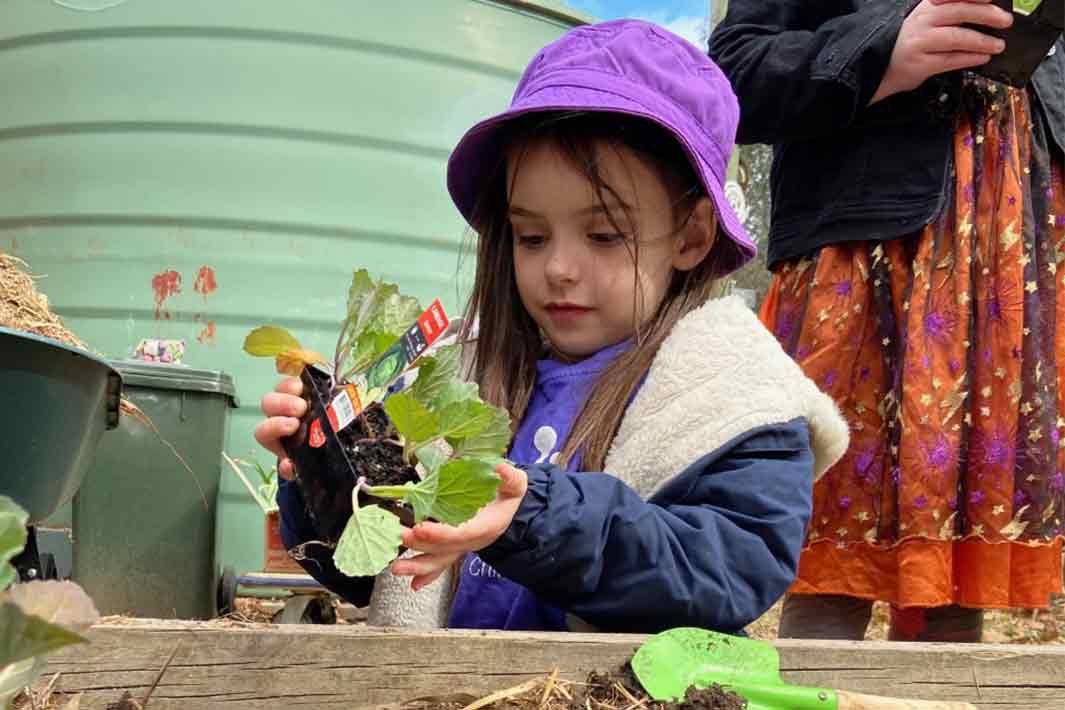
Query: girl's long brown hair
460,111,723,471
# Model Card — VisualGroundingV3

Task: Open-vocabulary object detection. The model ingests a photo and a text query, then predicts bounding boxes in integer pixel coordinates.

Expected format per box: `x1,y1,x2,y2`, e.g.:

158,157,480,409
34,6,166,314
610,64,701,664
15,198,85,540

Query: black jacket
709,1,1065,268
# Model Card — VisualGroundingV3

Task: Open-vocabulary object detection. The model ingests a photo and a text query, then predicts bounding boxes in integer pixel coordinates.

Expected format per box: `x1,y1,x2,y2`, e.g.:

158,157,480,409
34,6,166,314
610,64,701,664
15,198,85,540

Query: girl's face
507,138,711,359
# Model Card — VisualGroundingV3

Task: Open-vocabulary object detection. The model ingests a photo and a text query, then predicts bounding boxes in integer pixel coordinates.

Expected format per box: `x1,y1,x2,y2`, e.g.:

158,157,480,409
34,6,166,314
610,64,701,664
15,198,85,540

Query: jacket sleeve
478,420,814,634
276,477,374,607
709,0,912,144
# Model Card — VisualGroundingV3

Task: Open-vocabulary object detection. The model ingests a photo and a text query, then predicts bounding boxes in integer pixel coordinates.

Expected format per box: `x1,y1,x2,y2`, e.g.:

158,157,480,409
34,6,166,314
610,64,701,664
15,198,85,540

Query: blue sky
565,0,712,48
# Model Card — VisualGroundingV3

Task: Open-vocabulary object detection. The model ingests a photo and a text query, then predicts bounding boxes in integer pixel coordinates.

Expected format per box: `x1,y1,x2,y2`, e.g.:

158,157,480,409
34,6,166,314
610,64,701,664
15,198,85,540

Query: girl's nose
544,239,580,285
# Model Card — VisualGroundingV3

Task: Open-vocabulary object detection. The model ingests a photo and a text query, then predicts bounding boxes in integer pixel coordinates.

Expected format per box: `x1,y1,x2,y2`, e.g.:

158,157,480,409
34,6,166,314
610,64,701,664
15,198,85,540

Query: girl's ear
671,197,717,272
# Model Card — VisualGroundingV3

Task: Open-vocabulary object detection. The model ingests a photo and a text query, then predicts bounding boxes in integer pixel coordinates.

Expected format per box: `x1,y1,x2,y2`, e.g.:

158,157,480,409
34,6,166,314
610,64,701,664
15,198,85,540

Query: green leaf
0,656,44,709
413,440,450,475
430,459,500,526
243,326,302,357
339,270,422,376
345,269,381,334
383,392,440,448
0,602,86,668
349,330,399,374
404,475,439,523
5,581,100,635
368,291,422,338
432,380,480,411
366,479,437,524
410,345,463,406
451,406,512,460
0,497,28,592
368,476,438,524
438,399,503,443
332,505,404,577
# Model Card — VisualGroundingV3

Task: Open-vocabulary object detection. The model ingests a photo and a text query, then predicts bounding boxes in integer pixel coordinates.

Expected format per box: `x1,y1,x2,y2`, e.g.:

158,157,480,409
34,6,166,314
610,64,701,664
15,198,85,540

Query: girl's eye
588,232,626,246
516,234,546,248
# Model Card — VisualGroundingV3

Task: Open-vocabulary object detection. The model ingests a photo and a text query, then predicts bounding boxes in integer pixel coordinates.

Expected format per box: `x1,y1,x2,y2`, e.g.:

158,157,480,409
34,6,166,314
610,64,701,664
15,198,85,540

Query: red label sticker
417,299,449,345
326,404,339,432
309,418,326,448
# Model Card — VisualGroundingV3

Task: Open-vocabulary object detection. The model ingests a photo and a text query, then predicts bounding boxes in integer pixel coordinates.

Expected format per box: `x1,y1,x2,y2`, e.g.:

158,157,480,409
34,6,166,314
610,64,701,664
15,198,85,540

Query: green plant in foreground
0,496,100,709
243,270,512,577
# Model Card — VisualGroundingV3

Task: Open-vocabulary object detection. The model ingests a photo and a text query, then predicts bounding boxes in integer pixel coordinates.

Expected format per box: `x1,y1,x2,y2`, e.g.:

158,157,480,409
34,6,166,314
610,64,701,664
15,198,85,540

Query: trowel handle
836,690,977,710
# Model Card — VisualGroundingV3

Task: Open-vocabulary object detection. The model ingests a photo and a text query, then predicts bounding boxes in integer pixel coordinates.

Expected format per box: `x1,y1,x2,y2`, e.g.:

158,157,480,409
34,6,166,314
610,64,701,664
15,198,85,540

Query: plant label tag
326,385,362,433
417,299,450,347
309,418,326,448
361,300,450,391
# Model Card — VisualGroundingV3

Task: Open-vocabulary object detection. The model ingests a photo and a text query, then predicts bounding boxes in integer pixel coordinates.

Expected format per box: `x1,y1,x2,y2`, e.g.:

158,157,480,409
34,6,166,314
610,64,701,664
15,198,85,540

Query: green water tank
0,0,586,578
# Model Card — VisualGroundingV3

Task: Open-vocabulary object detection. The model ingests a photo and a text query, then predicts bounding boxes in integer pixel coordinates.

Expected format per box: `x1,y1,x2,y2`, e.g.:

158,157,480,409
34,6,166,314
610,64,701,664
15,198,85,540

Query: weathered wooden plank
38,621,1065,709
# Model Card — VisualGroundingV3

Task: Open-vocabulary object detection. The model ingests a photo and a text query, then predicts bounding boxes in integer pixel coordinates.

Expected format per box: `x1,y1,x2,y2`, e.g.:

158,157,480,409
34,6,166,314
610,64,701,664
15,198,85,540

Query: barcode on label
327,389,358,433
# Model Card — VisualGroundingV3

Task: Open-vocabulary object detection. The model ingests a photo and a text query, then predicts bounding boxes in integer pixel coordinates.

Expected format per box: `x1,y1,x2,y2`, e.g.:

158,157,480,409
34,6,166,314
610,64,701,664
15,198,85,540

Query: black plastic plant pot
282,365,417,545
968,0,1064,87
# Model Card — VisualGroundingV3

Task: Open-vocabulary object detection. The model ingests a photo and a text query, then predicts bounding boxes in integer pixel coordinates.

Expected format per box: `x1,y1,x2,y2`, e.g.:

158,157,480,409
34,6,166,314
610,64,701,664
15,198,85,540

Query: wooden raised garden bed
34,621,1065,709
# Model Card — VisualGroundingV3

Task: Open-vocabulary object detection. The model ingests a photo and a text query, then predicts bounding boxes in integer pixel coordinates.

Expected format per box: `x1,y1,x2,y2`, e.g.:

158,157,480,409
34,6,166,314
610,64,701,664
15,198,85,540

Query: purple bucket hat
446,19,755,276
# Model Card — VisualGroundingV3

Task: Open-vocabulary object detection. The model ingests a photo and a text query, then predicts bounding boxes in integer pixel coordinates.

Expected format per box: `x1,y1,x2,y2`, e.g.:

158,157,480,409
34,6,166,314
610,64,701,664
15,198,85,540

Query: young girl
711,1,1065,640
256,19,850,632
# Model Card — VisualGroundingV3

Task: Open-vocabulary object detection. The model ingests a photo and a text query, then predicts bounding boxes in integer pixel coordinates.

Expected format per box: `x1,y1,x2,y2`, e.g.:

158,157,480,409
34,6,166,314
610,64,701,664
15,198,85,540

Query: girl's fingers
391,551,457,580
276,377,304,397
254,416,300,458
277,457,297,481
495,463,528,499
411,568,448,592
401,465,526,554
258,379,304,479
262,391,307,418
403,521,481,554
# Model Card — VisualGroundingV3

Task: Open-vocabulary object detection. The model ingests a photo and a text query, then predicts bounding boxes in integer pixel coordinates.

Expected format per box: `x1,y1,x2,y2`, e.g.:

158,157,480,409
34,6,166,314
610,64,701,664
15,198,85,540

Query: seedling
0,496,100,710
223,453,278,515
244,270,511,578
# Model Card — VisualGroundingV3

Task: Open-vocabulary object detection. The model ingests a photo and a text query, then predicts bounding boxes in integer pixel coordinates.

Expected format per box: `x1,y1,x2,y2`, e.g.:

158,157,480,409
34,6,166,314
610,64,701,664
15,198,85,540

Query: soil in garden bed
409,662,747,710
577,665,747,710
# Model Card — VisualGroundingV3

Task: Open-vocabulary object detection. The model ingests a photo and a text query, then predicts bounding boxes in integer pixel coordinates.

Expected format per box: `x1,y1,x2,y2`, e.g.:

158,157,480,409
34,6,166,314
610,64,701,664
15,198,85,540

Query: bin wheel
217,566,238,617
274,594,336,625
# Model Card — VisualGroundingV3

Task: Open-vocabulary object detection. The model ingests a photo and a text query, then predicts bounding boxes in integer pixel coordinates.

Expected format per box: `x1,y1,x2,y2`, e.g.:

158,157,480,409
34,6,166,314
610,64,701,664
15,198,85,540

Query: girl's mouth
545,302,594,323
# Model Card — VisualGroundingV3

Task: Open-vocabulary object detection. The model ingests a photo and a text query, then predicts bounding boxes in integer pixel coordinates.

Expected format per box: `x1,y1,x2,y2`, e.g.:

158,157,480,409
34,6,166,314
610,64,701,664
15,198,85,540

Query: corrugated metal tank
1,0,585,578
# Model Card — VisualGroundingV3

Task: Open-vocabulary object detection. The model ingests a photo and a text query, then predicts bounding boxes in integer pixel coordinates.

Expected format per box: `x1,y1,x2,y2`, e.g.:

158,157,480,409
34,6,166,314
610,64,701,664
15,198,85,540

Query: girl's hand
253,377,307,481
870,0,1014,105
391,463,528,591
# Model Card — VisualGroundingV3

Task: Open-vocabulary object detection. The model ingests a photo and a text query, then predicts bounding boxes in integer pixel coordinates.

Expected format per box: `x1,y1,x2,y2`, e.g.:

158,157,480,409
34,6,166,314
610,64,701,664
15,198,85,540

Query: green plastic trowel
631,628,977,710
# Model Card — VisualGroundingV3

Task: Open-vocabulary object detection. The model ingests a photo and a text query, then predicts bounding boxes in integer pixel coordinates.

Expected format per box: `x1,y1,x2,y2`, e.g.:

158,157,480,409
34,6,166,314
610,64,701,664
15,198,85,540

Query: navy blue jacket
710,1,1065,267
277,417,813,633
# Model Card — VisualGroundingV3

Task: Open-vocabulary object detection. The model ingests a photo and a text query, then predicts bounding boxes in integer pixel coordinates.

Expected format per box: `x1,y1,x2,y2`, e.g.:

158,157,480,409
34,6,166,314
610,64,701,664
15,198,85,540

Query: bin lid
109,360,238,405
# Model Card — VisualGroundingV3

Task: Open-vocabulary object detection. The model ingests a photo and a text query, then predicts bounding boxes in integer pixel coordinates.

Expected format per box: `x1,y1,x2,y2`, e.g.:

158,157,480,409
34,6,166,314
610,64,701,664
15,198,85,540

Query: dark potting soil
662,684,748,710
341,406,419,488
408,663,747,710
575,665,747,710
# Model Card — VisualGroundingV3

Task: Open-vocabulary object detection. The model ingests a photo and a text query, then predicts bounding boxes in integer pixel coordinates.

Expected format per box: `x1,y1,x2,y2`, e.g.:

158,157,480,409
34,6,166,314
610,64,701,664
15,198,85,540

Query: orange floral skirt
761,78,1065,609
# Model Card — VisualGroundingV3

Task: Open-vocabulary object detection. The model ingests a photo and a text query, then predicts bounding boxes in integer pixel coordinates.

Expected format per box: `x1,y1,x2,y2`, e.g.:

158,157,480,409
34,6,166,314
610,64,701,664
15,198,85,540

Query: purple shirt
447,340,631,630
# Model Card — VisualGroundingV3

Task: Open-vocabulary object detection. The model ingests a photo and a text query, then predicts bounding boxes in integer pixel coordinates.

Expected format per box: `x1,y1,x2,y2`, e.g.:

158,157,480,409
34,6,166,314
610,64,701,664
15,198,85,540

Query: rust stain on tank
194,265,217,300
197,320,216,345
152,269,182,320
